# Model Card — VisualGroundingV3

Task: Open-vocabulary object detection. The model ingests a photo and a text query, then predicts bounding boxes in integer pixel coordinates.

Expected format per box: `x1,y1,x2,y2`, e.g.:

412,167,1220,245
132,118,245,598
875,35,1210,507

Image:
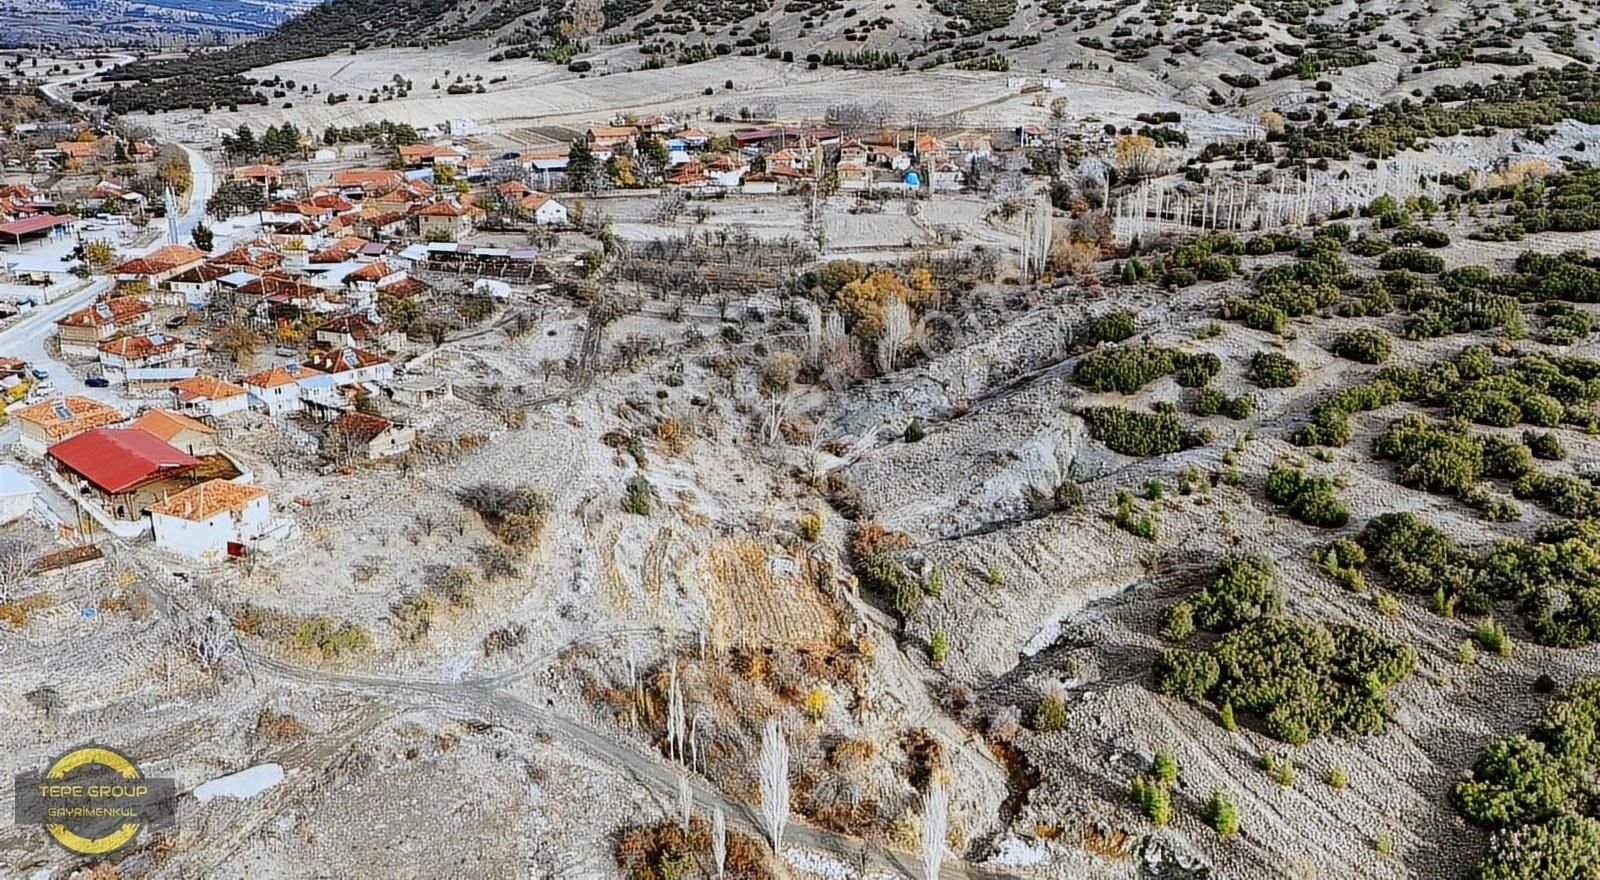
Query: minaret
164,185,179,243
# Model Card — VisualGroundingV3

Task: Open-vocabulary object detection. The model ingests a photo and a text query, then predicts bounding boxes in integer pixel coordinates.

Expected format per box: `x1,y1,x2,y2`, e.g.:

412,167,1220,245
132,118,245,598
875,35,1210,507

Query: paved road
0,143,214,403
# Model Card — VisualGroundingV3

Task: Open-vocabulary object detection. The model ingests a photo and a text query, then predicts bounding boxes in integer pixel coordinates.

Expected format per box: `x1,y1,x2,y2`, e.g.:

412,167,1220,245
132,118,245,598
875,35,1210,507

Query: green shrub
904,418,926,442
1083,407,1212,457
1331,328,1392,364
1173,352,1222,388
1075,344,1179,393
1152,750,1178,786
622,476,655,515
1205,790,1239,836
1034,692,1069,731
1155,648,1220,701
1264,460,1349,527
1379,248,1445,274
1089,310,1138,343
1525,431,1568,461
1250,351,1302,388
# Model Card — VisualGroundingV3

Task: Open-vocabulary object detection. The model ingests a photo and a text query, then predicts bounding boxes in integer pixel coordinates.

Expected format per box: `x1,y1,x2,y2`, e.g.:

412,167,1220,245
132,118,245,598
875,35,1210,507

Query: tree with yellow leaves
81,239,114,268
1113,134,1161,181
606,154,637,188
1260,110,1286,135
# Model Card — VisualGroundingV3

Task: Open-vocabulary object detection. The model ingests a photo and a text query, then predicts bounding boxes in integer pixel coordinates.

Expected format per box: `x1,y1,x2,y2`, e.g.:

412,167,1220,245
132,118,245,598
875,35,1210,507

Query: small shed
0,464,38,524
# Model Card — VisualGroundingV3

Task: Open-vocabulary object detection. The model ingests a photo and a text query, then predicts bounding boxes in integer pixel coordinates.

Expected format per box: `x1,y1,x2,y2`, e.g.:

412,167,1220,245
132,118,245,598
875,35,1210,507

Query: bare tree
667,658,686,763
877,295,911,374
678,772,693,832
180,612,242,676
921,776,948,880
756,718,790,851
712,806,727,878
0,535,37,602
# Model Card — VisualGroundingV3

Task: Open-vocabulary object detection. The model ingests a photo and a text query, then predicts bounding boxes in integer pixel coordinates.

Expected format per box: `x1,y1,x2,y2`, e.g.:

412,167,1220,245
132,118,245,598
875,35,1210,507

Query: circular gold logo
14,744,176,855
44,747,144,854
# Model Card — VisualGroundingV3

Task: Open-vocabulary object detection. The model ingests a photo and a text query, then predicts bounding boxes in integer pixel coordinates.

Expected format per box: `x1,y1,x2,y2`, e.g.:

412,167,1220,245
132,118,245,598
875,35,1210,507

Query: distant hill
74,0,1600,124
0,0,316,48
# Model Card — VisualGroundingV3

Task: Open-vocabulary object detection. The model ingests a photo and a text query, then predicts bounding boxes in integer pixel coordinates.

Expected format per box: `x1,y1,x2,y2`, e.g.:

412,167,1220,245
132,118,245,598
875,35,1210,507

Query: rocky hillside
81,0,1600,117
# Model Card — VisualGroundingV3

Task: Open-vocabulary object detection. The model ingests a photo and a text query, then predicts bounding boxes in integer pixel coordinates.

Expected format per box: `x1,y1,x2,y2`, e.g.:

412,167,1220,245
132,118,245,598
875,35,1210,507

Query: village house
211,242,284,272
169,375,249,418
667,162,709,189
741,173,779,195
314,312,403,351
54,137,111,170
674,128,710,150
415,200,472,241
13,396,123,452
303,347,394,388
243,362,326,416
109,244,207,290
585,125,639,158
516,147,569,180
398,144,469,170
343,260,407,300
386,375,452,408
165,262,231,308
325,411,415,462
98,332,193,382
55,297,152,358
149,479,274,560
518,192,568,225
232,164,284,191
47,426,198,524
330,169,407,199
704,154,749,188
131,407,219,455
927,160,964,191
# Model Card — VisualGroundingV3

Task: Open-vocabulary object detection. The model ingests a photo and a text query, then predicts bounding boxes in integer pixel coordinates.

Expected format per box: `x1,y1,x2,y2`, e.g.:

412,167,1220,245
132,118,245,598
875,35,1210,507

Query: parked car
164,314,188,329
29,367,48,380
275,346,296,357
85,376,110,388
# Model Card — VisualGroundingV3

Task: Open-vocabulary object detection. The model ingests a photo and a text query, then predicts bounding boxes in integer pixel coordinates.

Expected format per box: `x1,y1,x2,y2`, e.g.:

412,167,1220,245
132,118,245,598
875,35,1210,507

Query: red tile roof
171,375,246,401
99,333,181,360
57,297,149,328
0,214,76,237
132,408,216,441
330,411,393,444
149,479,266,521
303,347,387,375
345,261,394,283
48,427,198,494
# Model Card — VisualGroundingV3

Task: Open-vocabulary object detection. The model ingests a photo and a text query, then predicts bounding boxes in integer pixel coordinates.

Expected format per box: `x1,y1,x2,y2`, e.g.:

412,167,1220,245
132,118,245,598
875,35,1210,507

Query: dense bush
1222,252,1348,333
1391,226,1452,248
1456,678,1600,879
1525,430,1568,461
459,483,550,552
1075,344,1178,394
1293,380,1401,446
1155,557,1412,744
1173,352,1222,388
1250,351,1302,388
1083,407,1212,457
1358,513,1600,647
1264,461,1350,527
1379,248,1446,274
1373,415,1534,495
1330,328,1392,364
1089,311,1138,344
